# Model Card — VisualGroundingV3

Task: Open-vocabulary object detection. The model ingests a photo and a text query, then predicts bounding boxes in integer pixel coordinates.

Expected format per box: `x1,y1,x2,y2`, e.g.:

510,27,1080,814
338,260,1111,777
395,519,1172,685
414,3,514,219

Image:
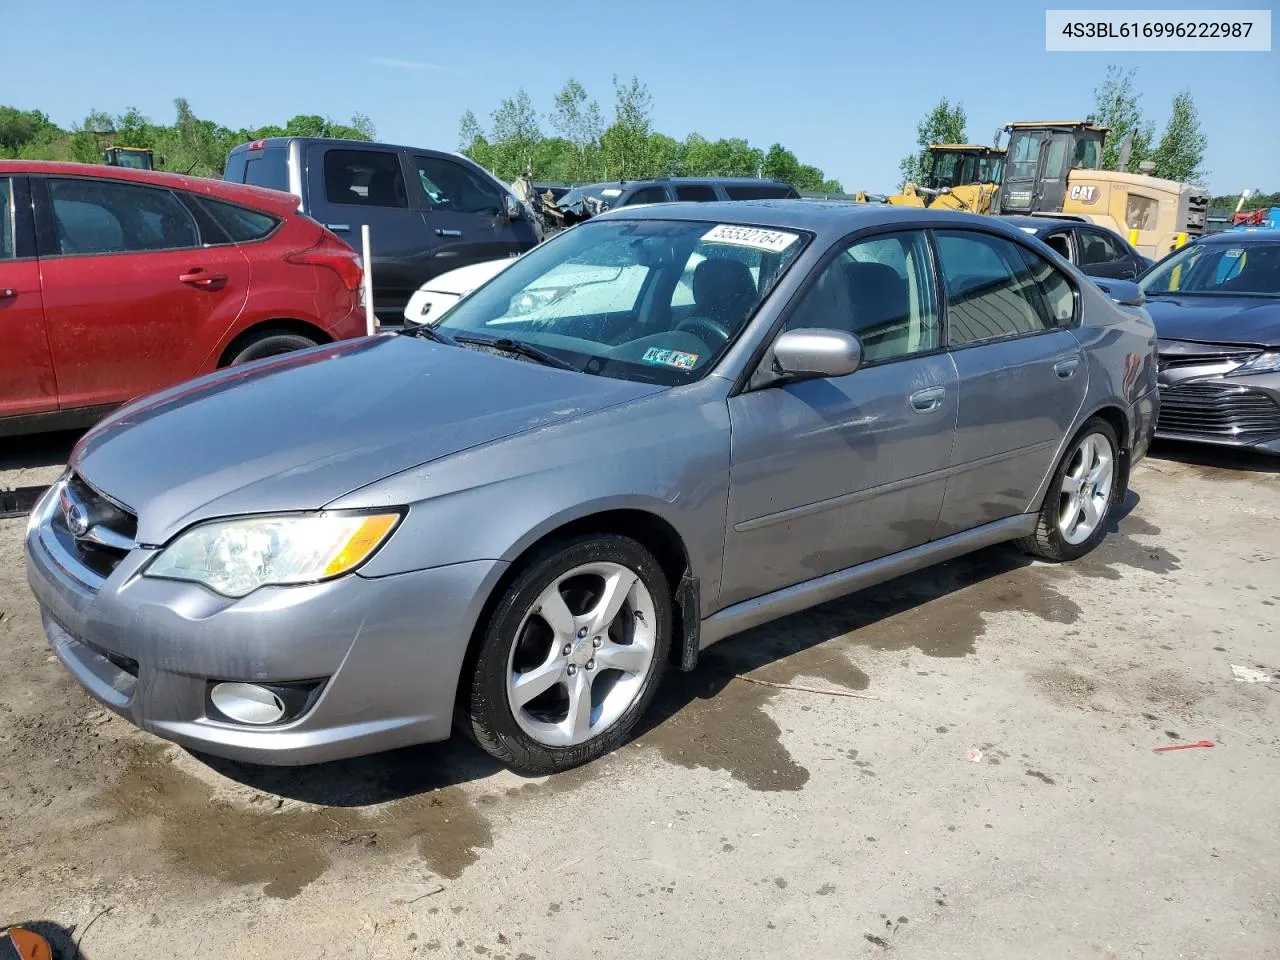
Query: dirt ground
2,433,1278,960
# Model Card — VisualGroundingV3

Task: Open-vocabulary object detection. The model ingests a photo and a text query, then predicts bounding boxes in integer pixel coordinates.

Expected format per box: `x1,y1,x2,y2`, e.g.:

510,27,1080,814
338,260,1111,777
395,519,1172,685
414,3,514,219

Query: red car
0,161,366,436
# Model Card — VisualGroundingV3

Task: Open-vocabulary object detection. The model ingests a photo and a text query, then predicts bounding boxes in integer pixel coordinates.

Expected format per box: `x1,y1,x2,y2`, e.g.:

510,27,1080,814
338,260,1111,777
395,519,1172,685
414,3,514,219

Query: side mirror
772,328,863,380
1094,278,1146,307
503,194,522,221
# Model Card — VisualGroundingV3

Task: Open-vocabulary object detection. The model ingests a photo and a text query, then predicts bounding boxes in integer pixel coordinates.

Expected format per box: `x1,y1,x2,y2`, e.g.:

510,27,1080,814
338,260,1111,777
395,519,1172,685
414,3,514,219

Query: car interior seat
692,258,758,332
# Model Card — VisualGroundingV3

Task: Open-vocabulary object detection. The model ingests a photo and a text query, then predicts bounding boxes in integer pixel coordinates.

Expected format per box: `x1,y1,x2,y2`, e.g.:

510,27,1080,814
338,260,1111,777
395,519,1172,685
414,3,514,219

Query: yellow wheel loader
887,144,1006,214
994,121,1208,260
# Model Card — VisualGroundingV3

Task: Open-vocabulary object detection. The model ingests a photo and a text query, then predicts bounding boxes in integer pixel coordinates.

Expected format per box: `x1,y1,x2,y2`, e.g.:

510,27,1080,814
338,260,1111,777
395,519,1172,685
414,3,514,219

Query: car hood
71,336,663,545
1145,294,1280,348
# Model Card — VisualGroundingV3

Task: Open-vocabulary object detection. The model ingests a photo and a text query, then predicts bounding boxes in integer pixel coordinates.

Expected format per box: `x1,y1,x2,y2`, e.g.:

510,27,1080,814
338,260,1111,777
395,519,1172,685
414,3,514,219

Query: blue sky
7,0,1277,193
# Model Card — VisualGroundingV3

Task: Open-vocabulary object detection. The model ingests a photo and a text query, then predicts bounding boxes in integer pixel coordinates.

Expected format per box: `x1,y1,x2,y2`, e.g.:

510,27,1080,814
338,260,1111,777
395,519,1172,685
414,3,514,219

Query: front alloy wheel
459,535,672,773
507,562,657,747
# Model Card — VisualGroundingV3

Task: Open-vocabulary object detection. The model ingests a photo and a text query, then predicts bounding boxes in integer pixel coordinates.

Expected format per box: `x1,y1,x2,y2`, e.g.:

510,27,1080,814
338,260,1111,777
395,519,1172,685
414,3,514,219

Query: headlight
145,512,400,597
1236,351,1280,374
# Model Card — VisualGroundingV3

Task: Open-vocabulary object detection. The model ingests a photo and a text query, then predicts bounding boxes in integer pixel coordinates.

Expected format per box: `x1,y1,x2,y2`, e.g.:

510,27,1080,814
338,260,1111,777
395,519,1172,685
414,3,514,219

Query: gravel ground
2,434,1277,960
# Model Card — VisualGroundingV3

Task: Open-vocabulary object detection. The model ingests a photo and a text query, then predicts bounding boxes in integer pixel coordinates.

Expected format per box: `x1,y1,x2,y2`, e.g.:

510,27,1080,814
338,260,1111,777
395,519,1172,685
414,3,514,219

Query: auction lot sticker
702,224,799,253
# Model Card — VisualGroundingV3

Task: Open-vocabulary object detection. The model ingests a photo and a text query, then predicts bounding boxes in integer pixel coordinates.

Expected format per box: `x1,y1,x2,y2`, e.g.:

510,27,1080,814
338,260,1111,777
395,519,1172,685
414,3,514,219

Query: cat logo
1069,185,1099,205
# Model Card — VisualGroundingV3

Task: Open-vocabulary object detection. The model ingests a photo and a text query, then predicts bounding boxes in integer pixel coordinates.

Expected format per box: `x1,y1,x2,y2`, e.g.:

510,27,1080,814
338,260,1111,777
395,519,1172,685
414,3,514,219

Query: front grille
1158,383,1280,438
1158,349,1259,372
56,474,138,578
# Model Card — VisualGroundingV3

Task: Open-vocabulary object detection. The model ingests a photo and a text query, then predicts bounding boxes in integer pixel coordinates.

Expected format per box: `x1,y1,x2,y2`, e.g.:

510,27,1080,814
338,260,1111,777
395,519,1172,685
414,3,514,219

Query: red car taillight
286,242,364,292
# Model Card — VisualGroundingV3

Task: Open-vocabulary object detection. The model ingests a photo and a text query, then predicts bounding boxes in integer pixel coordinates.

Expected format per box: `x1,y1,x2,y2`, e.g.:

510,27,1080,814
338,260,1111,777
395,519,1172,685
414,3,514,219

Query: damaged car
1140,232,1280,453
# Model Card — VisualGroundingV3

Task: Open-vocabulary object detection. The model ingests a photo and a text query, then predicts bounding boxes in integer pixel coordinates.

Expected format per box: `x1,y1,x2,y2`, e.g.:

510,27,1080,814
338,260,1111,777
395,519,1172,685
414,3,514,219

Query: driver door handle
179,269,227,287
435,228,463,238
909,386,946,413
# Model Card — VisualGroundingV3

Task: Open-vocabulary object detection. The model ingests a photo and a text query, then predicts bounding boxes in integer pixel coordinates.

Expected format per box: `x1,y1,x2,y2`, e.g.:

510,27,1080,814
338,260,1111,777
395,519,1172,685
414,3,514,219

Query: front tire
1019,417,1121,562
459,534,672,774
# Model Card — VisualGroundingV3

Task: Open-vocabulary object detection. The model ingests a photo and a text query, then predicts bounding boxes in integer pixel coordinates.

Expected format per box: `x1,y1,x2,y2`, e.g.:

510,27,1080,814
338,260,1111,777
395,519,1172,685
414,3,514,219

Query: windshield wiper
451,334,577,371
400,322,457,344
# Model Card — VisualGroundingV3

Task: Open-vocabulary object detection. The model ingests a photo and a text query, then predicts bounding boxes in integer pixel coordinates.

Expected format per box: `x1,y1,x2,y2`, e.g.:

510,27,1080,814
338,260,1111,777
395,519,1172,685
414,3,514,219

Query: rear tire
225,332,319,366
458,534,672,774
1019,417,1121,562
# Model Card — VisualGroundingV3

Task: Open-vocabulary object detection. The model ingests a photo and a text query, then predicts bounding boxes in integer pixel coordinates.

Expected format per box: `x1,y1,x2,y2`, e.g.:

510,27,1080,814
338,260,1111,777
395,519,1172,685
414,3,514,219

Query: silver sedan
25,201,1159,773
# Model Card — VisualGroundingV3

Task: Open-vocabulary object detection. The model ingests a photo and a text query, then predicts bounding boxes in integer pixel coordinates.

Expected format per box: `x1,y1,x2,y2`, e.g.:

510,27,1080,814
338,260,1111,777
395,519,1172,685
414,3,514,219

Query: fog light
210,682,285,725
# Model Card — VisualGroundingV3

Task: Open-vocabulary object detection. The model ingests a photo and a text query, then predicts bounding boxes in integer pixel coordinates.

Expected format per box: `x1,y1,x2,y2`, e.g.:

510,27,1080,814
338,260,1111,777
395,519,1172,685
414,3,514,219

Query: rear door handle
325,223,351,232
0,288,15,299
179,270,227,287
435,228,463,238
1054,357,1080,379
909,386,946,413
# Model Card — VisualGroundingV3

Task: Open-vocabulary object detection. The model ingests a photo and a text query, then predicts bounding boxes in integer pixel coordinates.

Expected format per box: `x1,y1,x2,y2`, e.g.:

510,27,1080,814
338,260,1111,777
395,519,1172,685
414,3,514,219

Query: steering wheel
673,315,732,347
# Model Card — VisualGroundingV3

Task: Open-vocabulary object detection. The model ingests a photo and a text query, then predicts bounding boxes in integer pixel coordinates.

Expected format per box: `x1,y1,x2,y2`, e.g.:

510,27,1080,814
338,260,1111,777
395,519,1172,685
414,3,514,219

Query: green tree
762,143,801,185
1091,65,1154,171
487,89,542,179
601,75,653,180
549,78,604,181
1149,90,1207,184
899,98,967,187
0,106,54,155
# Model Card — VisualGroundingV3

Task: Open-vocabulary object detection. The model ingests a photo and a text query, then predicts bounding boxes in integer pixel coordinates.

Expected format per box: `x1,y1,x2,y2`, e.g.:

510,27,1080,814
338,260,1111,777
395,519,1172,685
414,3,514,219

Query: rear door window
1,178,13,259
239,150,289,191
935,230,1055,346
675,184,717,202
199,197,281,242
48,178,200,255
725,184,795,200
621,186,670,206
323,149,408,208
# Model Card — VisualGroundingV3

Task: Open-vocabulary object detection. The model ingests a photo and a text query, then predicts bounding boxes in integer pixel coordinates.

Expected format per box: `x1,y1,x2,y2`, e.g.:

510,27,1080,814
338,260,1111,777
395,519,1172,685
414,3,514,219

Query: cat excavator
993,121,1208,259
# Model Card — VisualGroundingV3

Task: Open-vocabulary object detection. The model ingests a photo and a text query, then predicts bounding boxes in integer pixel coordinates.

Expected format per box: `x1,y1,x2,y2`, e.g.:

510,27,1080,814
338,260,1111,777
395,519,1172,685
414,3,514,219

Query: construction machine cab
924,145,1005,192
996,121,1106,214
102,146,155,170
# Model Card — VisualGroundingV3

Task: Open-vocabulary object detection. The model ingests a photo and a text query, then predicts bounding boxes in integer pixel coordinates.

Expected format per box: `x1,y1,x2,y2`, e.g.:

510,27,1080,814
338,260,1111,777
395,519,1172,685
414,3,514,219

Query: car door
931,228,1088,537
1076,226,1139,279
720,229,958,608
33,175,250,411
0,174,58,419
409,152,535,278
304,144,430,326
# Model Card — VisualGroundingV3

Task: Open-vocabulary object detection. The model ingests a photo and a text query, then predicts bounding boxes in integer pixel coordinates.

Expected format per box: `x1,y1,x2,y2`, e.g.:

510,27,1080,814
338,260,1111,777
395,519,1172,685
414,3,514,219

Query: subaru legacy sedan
25,202,1159,774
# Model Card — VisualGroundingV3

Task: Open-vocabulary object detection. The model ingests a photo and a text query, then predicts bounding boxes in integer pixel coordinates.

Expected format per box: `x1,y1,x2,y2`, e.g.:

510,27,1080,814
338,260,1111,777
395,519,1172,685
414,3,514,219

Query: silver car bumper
24,482,505,765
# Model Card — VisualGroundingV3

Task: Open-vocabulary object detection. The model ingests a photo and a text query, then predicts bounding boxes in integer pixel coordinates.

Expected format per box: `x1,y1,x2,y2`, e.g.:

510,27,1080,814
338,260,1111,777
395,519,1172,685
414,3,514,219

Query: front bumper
1155,373,1280,454
24,483,506,765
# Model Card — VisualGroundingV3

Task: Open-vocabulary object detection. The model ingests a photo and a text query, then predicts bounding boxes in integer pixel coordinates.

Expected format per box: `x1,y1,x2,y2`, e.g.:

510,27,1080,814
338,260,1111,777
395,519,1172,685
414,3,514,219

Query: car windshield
558,185,623,207
435,219,808,385
1140,241,1280,298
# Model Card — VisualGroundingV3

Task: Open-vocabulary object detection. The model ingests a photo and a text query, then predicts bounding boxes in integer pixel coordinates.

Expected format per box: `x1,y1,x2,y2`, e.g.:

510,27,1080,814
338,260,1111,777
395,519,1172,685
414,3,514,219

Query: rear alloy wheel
1020,417,1120,561
460,535,671,773
226,332,319,366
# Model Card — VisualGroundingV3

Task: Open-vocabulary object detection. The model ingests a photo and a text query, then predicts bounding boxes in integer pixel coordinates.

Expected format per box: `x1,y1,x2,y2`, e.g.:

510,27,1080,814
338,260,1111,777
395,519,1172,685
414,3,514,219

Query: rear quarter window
199,197,281,242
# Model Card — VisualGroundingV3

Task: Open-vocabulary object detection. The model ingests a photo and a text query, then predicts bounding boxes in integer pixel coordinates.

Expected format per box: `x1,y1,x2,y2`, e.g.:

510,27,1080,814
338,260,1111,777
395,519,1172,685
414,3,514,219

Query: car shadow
199,495,1145,804
0,429,82,472
1150,439,1280,474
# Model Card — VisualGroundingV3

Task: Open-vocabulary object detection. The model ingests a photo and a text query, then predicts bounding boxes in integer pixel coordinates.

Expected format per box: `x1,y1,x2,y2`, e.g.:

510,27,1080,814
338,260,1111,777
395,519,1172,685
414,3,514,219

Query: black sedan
1138,232,1280,454
1001,215,1153,280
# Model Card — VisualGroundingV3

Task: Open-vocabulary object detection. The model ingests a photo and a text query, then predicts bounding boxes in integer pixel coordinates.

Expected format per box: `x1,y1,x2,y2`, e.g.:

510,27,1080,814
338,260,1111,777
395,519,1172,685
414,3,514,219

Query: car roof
577,177,795,190
596,199,1018,241
1195,230,1280,246
996,215,1087,234
0,159,301,216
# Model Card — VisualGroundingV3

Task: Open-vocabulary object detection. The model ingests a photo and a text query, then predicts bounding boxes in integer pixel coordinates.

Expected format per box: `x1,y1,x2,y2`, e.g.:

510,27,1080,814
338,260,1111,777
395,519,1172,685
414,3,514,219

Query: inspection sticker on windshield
702,224,799,253
642,347,699,370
